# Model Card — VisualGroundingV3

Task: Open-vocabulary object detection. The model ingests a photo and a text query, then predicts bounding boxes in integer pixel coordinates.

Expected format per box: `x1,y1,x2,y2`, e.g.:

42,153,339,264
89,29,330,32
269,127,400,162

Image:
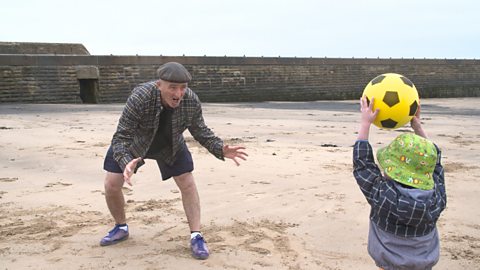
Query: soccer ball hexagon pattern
362,73,419,130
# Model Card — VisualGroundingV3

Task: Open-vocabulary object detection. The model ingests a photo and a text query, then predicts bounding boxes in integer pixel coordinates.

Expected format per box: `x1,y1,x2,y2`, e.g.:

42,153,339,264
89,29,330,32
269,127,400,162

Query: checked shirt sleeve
188,101,224,161
431,144,447,219
352,140,384,205
111,89,147,170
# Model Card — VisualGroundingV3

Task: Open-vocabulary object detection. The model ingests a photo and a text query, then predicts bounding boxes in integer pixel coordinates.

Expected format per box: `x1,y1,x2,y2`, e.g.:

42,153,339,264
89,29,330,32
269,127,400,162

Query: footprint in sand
202,219,301,268
0,177,18,182
444,162,479,173
122,187,133,196
250,180,271,185
45,182,72,188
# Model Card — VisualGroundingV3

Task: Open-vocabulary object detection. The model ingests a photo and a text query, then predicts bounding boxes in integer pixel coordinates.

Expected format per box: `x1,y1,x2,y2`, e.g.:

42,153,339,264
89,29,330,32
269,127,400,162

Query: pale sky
1,0,479,59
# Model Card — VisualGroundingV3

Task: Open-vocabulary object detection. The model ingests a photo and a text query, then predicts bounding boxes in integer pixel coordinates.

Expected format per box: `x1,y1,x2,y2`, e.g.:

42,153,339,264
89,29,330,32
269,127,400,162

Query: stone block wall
0,55,479,103
0,42,90,55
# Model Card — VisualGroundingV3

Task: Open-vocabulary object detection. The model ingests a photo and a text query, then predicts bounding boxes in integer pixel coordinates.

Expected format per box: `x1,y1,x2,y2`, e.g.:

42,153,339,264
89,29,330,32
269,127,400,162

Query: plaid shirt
111,81,224,170
353,140,446,237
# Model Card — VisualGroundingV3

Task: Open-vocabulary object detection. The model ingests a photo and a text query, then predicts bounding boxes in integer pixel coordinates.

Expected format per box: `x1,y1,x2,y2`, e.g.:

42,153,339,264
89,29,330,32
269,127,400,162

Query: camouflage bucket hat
377,133,437,190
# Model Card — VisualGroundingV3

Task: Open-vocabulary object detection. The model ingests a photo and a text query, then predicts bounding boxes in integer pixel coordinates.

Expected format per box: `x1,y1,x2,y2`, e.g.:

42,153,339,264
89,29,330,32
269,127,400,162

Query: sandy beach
0,98,479,269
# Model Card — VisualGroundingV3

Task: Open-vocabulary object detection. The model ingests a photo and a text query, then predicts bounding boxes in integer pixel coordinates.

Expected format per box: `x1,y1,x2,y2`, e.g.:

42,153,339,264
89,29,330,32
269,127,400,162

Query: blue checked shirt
111,81,224,170
353,140,446,237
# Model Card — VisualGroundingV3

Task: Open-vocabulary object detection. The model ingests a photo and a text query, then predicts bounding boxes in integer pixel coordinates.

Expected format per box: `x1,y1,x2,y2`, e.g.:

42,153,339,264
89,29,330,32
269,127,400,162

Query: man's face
157,80,187,108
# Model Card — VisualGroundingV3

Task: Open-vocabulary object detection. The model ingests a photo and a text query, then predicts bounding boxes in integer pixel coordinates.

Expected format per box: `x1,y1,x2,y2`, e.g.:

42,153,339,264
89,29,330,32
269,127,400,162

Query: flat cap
156,62,192,83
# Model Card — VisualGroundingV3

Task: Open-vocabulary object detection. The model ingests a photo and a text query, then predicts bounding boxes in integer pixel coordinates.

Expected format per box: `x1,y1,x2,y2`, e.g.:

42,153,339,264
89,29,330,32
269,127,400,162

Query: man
100,62,247,260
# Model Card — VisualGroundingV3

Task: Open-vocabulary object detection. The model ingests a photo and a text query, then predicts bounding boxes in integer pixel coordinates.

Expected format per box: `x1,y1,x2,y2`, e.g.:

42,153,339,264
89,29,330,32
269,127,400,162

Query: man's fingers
227,145,246,151
132,157,142,165
123,157,141,186
232,158,240,166
125,177,132,186
123,165,134,186
237,151,248,157
237,153,247,161
224,145,248,166
123,172,132,186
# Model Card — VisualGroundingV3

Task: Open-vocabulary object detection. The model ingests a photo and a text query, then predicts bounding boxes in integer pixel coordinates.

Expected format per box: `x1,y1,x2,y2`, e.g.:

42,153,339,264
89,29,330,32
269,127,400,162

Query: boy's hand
410,104,422,130
411,103,428,138
360,96,379,125
357,96,379,141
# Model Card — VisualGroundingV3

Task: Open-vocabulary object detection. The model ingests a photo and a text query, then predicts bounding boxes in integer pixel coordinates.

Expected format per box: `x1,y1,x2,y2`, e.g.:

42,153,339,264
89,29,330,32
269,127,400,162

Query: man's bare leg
173,172,201,232
104,172,127,224
100,172,129,246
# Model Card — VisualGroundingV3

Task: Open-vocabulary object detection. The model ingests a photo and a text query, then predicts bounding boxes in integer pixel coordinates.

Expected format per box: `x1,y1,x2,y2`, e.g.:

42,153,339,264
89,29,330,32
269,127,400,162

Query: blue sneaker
100,224,129,246
190,234,210,259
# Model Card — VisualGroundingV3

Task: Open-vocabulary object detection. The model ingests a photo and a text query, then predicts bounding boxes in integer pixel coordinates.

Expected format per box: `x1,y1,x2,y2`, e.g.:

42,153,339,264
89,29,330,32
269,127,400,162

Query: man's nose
176,88,185,96
173,89,184,98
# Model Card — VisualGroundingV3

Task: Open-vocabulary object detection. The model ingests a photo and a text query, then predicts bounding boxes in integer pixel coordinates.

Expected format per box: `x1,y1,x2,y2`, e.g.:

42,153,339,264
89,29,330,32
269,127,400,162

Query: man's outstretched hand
223,145,248,166
123,157,142,185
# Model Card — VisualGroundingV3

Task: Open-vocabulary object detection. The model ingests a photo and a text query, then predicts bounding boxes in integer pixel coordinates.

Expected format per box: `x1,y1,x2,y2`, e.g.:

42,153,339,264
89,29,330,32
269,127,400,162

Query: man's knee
104,172,124,192
174,172,196,192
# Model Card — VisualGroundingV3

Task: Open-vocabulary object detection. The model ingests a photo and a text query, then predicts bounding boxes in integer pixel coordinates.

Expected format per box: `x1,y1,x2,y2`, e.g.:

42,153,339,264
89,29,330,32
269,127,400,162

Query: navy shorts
103,146,194,180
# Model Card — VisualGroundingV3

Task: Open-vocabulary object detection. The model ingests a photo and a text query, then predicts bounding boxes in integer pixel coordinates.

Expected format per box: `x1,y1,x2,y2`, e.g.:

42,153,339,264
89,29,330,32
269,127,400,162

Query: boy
353,97,447,270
